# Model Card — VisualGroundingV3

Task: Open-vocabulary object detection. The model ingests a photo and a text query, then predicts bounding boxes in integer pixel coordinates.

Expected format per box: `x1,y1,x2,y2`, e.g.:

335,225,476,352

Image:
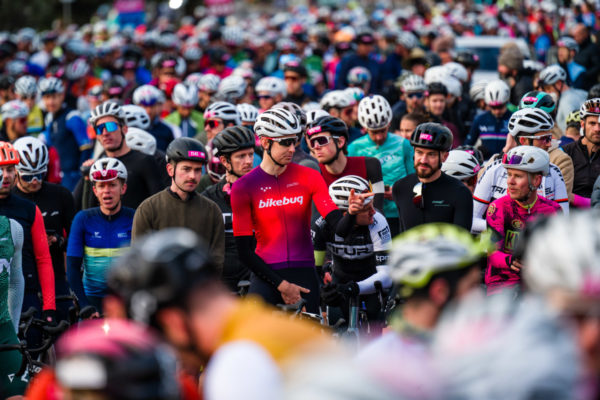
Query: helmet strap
224,155,244,178
323,139,342,165
266,141,286,168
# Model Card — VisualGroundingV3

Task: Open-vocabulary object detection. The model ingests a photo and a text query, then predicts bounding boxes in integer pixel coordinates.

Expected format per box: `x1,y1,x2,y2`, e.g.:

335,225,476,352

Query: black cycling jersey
201,179,251,291
74,149,169,210
392,172,473,233
312,211,390,283
13,182,75,282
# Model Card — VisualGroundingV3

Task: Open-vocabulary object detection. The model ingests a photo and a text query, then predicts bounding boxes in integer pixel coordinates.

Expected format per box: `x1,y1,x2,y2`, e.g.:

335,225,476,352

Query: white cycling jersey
472,155,569,233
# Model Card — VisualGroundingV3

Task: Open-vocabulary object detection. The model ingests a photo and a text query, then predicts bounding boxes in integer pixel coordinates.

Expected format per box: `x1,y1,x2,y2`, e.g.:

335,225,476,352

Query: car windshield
456,46,500,71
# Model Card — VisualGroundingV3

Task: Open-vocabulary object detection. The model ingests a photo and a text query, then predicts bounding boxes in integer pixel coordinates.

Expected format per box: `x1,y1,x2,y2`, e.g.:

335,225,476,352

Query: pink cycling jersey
485,194,560,294
231,163,338,269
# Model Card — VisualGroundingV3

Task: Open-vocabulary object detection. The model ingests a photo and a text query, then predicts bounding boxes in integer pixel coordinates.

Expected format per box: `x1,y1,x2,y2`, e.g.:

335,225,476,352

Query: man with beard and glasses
132,137,225,272
74,101,167,210
67,158,134,315
392,123,473,233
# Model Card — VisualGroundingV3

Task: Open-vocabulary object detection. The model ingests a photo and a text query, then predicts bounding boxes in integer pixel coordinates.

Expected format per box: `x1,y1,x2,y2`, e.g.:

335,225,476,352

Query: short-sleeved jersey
231,163,338,269
473,157,568,232
312,211,391,282
485,195,560,293
67,207,134,297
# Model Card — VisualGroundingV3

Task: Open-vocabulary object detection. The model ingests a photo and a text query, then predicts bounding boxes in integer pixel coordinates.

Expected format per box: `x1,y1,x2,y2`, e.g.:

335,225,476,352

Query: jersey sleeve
464,116,481,146
66,211,86,257
369,213,391,267
311,217,328,252
131,201,154,241
231,181,255,237
309,168,338,218
32,206,55,310
402,138,416,175
550,164,569,215
473,162,498,232
453,183,475,232
9,219,24,333
66,111,93,150
365,157,384,212
485,200,512,286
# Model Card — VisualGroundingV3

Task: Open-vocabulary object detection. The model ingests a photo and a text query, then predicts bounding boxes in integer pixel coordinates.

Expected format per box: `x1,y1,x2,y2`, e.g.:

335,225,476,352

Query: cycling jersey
312,211,391,285
465,110,512,160
485,195,560,294
348,133,415,219
43,105,93,190
392,173,474,233
473,157,568,232
201,179,251,291
164,110,205,143
27,104,44,135
232,163,338,269
319,156,384,212
148,118,176,152
0,193,54,311
66,207,134,306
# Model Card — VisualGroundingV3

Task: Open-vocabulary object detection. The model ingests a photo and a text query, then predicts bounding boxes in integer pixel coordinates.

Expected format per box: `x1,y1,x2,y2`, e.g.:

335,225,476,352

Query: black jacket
562,138,600,198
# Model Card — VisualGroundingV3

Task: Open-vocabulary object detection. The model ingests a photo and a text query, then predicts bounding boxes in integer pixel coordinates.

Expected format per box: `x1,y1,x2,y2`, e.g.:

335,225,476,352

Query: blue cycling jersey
465,110,512,159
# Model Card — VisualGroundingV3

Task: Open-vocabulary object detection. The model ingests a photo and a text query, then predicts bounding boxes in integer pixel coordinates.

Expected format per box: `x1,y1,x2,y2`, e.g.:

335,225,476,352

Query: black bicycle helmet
306,115,348,139
107,228,219,326
455,50,479,68
518,91,556,114
212,126,256,156
165,137,207,164
410,122,453,151
455,144,484,165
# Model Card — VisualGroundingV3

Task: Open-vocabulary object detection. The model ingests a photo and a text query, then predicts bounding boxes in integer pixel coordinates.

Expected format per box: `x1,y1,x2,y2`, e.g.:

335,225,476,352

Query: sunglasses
284,75,300,81
205,119,222,129
502,153,523,165
91,169,118,181
269,137,298,147
521,134,553,144
309,135,333,148
413,182,424,209
406,92,424,99
95,121,120,136
490,104,506,110
257,95,273,100
20,172,44,183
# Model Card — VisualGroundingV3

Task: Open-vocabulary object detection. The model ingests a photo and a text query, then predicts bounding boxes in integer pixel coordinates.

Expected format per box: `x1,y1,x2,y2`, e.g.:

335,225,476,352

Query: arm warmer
9,220,24,333
357,265,393,295
235,236,284,288
573,194,591,209
32,206,55,310
66,256,90,308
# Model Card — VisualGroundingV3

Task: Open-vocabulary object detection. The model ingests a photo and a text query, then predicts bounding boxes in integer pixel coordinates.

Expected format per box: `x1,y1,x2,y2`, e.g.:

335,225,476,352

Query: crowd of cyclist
0,0,598,398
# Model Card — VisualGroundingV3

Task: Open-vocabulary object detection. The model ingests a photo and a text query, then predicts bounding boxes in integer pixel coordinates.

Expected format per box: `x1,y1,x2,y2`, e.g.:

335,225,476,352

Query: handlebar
276,298,307,314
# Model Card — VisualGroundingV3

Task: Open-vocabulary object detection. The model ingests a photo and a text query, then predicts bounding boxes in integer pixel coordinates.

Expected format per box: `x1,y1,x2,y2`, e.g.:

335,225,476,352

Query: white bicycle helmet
424,65,450,85
524,210,600,301
433,293,579,400
132,85,162,106
443,61,468,83
237,103,259,123
197,74,221,92
1,100,29,120
89,101,125,126
255,77,287,97
397,31,419,50
328,175,373,211
389,223,490,292
89,157,128,182
38,77,64,95
203,101,241,125
122,105,151,130
441,150,481,179
538,64,567,86
271,102,307,130
401,74,427,93
320,90,355,110
183,72,203,87
556,36,579,52
172,83,199,107
469,81,487,102
126,127,157,156
502,145,550,176
254,107,301,138
13,136,48,175
508,108,554,137
444,76,462,98
306,109,329,124
344,87,365,102
222,26,245,47
65,59,90,81
357,95,392,130
205,142,226,182
579,97,600,119
14,75,37,98
217,75,247,102
484,80,510,106
347,66,372,85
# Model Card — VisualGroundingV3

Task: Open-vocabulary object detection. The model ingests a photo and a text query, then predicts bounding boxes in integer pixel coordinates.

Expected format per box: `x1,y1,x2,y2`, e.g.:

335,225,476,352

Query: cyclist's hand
47,234,57,247
348,189,375,215
323,272,332,285
278,280,309,304
510,258,523,272
384,185,393,200
42,309,57,326
82,158,95,168
337,281,359,297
